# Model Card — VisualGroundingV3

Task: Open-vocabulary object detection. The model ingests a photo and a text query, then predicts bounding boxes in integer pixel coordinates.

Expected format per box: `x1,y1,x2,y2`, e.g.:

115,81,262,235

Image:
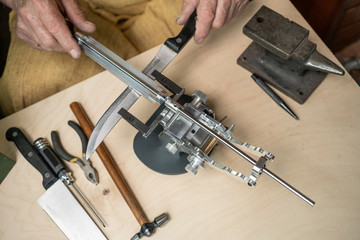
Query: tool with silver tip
51,120,99,184
239,6,345,104
251,74,299,120
6,127,107,240
33,137,106,227
131,213,169,240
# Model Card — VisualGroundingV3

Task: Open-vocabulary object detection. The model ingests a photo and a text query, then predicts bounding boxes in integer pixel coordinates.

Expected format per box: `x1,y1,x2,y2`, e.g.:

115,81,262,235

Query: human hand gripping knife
76,11,315,207
6,128,107,240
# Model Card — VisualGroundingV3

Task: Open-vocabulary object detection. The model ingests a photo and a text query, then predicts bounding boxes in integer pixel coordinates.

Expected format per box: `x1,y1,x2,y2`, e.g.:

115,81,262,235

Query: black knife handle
165,10,197,53
5,127,58,190
33,137,68,180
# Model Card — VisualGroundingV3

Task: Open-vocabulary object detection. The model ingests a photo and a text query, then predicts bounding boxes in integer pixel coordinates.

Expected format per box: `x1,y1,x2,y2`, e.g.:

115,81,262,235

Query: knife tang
6,127,58,190
165,10,197,53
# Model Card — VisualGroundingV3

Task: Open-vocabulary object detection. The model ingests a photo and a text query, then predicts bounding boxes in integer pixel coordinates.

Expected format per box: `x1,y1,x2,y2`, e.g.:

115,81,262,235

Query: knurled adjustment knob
192,90,208,106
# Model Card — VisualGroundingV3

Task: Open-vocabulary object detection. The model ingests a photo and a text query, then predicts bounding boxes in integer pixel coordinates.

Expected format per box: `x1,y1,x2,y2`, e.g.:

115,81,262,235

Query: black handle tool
6,127,58,190
33,136,106,227
51,120,98,185
165,10,197,53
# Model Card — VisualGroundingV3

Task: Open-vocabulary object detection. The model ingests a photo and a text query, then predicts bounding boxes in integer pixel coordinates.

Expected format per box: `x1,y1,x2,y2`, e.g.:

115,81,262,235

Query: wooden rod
70,102,149,226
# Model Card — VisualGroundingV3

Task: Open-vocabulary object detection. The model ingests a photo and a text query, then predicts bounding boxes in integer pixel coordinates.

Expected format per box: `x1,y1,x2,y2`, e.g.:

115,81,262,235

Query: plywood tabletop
1,0,359,239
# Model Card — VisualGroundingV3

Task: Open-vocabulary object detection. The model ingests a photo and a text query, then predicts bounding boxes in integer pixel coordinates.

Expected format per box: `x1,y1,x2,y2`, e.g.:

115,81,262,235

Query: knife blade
142,10,197,77
6,127,107,240
83,11,197,159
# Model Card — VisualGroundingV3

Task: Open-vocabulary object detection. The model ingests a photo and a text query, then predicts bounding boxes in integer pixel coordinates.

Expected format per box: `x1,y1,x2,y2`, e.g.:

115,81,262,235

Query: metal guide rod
166,100,315,206
71,182,106,227
74,32,168,103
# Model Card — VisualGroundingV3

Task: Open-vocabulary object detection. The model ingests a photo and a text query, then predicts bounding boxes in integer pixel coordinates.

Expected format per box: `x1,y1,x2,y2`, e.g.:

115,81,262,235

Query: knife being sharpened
6,127,107,240
78,10,197,160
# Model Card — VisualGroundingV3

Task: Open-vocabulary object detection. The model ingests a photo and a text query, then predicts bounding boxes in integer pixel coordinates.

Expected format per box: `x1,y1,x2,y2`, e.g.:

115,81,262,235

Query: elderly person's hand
177,0,250,43
1,0,95,58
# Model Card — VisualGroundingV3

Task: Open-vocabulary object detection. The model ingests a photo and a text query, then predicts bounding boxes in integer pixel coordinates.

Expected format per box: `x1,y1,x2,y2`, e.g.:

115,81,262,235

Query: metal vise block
238,5,344,104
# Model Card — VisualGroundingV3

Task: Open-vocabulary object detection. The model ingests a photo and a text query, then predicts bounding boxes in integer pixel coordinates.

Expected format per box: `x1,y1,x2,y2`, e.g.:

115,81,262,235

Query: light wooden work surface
1,1,359,239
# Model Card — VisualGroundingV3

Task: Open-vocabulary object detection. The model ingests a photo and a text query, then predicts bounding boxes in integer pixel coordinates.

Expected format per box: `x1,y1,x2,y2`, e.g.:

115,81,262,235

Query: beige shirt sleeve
0,0,183,116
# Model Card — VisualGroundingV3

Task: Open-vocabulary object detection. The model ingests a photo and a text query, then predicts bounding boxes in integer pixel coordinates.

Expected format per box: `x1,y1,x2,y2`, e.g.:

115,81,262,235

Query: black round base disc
133,95,192,175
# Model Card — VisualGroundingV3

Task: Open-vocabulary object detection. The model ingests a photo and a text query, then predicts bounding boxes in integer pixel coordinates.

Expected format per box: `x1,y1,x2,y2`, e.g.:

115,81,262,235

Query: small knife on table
77,11,197,160
6,127,107,240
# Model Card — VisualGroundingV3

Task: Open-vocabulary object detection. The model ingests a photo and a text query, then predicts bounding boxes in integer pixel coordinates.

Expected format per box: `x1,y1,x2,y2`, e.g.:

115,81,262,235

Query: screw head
103,188,110,195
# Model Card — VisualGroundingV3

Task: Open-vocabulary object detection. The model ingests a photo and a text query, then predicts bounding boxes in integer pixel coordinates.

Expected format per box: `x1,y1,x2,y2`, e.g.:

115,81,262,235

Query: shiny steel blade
86,87,140,159
142,44,177,78
83,37,177,160
82,11,196,159
37,180,107,240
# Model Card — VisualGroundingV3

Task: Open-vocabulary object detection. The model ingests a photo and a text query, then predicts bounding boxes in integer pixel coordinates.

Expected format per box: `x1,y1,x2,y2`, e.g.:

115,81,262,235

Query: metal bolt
103,188,110,195
165,142,178,155
185,155,204,175
191,90,208,106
